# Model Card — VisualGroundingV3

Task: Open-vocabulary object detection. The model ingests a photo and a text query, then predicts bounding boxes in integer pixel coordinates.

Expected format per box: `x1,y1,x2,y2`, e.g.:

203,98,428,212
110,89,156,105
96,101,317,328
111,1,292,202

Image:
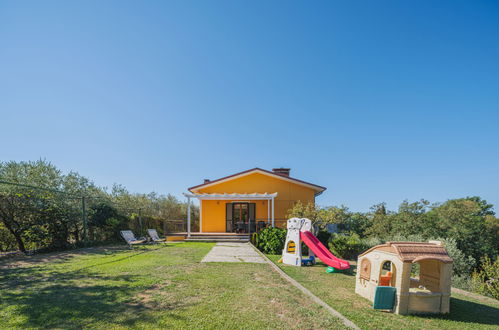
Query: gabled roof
184,192,278,200
359,241,453,264
188,168,326,196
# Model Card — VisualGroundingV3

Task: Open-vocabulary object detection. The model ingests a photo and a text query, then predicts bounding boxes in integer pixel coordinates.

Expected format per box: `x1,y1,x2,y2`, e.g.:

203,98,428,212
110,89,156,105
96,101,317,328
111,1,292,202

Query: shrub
439,237,476,276
328,232,366,260
471,256,499,299
251,232,259,246
360,236,383,250
255,227,287,254
0,224,17,252
316,230,331,247
452,275,474,292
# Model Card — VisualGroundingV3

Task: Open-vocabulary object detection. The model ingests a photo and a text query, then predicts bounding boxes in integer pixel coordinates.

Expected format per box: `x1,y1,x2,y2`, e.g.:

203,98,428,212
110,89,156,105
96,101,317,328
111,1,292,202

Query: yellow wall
196,172,317,232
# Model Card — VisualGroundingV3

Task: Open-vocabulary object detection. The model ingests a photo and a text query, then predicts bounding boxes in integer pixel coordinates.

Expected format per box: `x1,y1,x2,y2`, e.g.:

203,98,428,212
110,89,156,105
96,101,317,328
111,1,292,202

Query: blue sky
1,1,498,212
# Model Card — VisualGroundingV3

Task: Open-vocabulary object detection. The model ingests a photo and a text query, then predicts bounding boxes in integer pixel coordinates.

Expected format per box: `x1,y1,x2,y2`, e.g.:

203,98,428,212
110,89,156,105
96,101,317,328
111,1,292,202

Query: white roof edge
183,192,278,200
189,169,324,193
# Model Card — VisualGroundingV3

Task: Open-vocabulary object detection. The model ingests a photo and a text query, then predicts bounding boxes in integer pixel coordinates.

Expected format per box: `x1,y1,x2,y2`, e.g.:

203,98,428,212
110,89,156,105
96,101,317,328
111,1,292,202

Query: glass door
232,203,248,233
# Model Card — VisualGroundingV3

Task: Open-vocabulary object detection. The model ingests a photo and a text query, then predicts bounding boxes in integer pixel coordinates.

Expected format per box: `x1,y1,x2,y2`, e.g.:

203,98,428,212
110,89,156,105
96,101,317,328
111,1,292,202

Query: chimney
204,179,210,183
272,168,290,177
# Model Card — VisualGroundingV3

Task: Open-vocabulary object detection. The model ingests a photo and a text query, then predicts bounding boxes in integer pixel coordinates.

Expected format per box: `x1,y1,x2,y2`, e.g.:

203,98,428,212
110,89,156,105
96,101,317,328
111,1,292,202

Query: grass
0,243,347,329
266,255,499,330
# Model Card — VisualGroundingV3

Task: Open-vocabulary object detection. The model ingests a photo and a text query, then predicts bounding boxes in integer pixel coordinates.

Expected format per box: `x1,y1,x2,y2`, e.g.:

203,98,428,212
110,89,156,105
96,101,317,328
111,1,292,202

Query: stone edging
249,243,360,330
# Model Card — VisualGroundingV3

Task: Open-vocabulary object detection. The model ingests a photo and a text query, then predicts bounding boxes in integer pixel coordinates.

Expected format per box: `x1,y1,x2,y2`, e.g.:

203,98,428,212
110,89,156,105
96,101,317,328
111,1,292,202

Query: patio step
185,238,250,243
185,234,250,242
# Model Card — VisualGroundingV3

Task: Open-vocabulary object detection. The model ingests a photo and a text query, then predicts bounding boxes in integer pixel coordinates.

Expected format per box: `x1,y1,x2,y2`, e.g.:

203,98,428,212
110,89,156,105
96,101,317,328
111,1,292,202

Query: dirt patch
452,287,499,305
0,245,127,269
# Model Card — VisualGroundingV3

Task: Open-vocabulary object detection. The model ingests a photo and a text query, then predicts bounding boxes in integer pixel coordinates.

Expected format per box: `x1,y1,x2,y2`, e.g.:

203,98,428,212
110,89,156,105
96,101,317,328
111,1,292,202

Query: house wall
197,172,316,232
200,199,270,232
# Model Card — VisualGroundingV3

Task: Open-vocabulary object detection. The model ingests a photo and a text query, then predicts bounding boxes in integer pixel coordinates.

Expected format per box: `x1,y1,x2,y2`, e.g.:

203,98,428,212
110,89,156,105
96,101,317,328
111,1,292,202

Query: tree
0,160,63,252
428,197,497,261
364,203,392,238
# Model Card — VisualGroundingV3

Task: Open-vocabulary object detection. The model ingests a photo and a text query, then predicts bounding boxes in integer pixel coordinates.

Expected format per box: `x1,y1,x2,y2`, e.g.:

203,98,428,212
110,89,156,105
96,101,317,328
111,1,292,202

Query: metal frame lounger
120,230,147,248
147,229,167,243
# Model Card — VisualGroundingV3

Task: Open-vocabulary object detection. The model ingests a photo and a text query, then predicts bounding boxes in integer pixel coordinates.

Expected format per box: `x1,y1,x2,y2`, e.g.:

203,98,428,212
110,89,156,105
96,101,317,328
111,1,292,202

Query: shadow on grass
314,261,357,276
0,245,187,328
412,297,499,326
0,244,172,269
0,246,168,291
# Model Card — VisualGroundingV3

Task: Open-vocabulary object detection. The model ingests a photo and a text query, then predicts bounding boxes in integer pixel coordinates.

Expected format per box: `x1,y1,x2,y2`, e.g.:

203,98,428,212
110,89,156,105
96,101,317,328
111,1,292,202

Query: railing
163,218,287,234
227,218,288,234
162,219,199,233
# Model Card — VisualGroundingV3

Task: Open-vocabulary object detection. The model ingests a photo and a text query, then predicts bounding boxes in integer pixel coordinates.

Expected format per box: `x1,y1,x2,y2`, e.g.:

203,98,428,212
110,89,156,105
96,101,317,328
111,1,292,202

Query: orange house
184,168,326,235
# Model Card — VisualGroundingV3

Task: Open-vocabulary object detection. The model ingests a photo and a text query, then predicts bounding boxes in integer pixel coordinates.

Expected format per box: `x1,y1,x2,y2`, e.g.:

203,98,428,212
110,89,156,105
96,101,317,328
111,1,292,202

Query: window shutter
249,203,256,221
226,203,232,221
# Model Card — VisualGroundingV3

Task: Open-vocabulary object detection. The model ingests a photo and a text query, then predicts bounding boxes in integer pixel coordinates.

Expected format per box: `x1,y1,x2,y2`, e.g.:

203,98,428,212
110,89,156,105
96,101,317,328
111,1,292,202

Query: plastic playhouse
355,241,453,315
281,218,350,271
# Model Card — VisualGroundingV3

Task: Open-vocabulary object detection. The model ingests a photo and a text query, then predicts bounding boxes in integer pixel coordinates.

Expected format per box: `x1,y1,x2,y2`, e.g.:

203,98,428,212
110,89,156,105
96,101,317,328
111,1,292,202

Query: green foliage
0,223,16,251
428,197,496,263
0,160,197,253
440,237,476,277
316,230,331,247
89,202,127,241
471,256,499,299
287,201,321,222
327,232,366,260
254,227,287,254
251,232,259,247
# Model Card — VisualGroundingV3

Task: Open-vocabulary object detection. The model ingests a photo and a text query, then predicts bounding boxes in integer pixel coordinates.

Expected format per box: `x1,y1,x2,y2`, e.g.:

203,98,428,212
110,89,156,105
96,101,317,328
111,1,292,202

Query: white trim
267,199,270,224
184,192,278,200
186,196,191,238
190,169,324,193
271,197,275,227
199,200,202,233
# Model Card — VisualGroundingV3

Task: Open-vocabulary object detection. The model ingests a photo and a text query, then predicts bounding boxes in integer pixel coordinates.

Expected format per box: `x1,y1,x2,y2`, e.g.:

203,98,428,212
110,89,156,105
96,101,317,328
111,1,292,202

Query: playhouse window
379,261,396,287
360,258,371,281
410,260,441,292
286,240,296,254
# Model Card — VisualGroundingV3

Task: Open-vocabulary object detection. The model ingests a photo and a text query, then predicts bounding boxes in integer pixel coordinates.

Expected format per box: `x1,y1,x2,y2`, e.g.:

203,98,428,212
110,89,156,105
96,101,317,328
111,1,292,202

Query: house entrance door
226,202,256,233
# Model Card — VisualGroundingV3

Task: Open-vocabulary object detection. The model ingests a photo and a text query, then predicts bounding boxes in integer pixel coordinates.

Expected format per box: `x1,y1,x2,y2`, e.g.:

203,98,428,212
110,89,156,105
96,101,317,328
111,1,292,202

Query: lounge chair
120,230,147,248
147,229,167,243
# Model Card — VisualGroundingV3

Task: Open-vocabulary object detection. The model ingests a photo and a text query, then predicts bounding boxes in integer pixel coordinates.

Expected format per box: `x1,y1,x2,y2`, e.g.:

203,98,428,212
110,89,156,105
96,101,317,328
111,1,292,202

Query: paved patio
201,242,266,263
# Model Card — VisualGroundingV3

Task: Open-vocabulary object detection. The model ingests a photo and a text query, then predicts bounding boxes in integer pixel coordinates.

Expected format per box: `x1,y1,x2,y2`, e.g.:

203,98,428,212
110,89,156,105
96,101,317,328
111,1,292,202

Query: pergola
182,192,278,237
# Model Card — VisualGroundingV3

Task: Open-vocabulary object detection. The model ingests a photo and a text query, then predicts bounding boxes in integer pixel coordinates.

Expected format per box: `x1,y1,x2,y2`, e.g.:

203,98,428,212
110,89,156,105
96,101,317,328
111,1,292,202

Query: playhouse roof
359,241,453,263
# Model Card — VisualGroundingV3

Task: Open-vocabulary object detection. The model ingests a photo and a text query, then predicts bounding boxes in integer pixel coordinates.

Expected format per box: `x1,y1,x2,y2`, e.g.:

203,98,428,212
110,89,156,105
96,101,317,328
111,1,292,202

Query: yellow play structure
355,241,453,315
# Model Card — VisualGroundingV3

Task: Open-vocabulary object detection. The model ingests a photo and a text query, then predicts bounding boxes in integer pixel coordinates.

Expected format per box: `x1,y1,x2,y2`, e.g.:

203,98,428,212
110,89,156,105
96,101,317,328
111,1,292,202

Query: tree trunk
12,231,26,253
3,222,26,252
0,216,27,253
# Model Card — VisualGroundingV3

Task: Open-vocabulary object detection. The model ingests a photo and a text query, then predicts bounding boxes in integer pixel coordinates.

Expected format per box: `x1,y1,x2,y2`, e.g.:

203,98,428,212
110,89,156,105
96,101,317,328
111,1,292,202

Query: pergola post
267,198,270,226
187,196,191,238
271,197,275,227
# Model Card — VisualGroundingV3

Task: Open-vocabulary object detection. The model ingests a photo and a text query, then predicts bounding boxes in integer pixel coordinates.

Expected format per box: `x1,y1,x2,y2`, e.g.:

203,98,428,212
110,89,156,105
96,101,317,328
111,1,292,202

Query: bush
360,236,383,250
471,256,499,299
439,237,476,277
255,227,287,254
452,275,474,292
0,224,17,252
328,232,366,260
316,230,331,247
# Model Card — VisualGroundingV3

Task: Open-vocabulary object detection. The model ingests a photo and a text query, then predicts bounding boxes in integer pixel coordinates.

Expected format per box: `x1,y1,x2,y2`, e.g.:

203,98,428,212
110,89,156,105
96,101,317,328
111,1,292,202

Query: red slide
300,231,350,270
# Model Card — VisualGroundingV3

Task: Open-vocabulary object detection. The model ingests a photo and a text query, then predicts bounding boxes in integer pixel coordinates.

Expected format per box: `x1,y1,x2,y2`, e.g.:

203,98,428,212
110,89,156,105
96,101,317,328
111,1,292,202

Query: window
379,261,396,287
360,258,371,281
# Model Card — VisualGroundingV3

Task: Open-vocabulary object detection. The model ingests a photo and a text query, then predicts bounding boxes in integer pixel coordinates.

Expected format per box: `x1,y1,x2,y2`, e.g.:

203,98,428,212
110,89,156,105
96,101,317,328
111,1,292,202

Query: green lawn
266,255,499,330
0,243,346,329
